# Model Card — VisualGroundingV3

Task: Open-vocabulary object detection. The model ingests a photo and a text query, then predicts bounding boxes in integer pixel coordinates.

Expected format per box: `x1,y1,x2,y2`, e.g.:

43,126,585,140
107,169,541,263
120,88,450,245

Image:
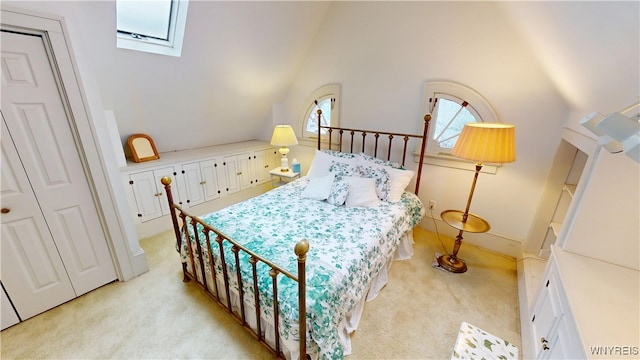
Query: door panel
152,167,178,215
200,159,220,201
1,120,76,320
130,171,163,221
238,153,253,189
181,162,205,206
223,155,241,194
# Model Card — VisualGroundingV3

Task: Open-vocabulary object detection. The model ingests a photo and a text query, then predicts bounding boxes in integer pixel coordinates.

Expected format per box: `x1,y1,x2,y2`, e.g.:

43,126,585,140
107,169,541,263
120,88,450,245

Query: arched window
420,81,502,171
301,84,340,138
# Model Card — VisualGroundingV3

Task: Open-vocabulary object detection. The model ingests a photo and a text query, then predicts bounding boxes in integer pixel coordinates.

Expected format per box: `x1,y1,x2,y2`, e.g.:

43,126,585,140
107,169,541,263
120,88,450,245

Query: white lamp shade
452,122,516,163
270,125,298,146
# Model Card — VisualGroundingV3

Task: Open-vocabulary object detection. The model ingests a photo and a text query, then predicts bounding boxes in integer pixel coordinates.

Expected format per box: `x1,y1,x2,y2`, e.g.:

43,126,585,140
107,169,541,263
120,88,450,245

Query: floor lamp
438,122,516,273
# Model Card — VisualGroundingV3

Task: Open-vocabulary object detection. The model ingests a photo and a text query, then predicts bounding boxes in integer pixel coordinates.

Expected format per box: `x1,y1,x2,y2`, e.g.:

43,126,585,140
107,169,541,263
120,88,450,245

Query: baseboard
419,215,523,259
132,249,150,276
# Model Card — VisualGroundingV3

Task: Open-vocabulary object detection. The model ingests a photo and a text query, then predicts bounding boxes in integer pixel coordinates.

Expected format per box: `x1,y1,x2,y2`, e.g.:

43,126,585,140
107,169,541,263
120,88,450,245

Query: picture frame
127,133,160,163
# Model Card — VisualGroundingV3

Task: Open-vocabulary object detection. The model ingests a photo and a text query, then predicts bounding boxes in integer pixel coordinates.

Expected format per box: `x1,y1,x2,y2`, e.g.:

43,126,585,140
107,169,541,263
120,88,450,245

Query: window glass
301,84,341,138
431,96,481,150
117,0,172,40
422,81,498,157
305,98,333,135
116,0,189,57
418,81,502,172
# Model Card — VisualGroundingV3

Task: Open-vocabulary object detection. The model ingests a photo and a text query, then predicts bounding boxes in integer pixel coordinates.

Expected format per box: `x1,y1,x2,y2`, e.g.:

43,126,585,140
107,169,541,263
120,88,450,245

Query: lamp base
437,254,468,273
280,153,289,171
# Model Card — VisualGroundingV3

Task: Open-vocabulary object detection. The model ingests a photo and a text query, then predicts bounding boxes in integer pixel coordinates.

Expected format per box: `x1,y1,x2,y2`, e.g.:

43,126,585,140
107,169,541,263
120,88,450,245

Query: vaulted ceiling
4,1,638,153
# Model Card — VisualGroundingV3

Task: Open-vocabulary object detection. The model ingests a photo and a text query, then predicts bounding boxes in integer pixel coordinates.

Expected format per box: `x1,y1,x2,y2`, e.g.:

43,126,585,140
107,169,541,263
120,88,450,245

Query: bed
161,112,431,359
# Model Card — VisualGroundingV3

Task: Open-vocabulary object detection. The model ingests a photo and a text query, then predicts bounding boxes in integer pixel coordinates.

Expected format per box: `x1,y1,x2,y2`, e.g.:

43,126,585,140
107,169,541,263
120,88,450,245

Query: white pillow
344,176,381,208
385,166,415,202
307,150,357,178
357,164,390,201
357,157,414,202
301,174,335,200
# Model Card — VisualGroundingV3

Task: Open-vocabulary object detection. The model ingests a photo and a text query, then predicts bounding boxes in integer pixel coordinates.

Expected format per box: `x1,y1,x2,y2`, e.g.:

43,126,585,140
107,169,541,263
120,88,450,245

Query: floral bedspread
180,177,425,359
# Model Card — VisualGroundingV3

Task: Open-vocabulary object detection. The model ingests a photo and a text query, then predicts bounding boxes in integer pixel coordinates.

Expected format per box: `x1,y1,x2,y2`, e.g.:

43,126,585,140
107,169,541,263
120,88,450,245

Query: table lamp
270,125,298,172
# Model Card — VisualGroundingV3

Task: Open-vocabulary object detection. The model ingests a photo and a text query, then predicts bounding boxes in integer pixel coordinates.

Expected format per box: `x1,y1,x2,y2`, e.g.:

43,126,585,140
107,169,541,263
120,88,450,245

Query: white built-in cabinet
128,167,179,221
529,249,584,359
529,245,638,359
522,128,639,359
122,141,279,223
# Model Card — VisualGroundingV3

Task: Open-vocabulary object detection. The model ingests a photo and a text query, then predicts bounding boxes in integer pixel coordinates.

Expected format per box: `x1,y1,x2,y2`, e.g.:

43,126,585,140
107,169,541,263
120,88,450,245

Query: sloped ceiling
498,1,639,118
4,1,637,153
67,0,331,152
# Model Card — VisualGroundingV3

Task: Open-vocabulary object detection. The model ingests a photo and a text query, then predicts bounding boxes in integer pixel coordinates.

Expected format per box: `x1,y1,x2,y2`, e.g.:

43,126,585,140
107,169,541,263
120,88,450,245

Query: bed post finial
161,176,171,185
295,239,310,259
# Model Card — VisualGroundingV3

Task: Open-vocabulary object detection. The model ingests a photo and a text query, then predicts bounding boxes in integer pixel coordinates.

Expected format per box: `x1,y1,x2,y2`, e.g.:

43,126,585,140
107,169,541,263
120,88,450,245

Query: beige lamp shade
270,125,298,147
452,122,516,163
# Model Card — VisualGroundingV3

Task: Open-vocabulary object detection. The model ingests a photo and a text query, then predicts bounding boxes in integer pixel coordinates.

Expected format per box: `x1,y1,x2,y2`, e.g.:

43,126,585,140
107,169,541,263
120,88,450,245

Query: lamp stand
279,146,290,172
438,163,490,273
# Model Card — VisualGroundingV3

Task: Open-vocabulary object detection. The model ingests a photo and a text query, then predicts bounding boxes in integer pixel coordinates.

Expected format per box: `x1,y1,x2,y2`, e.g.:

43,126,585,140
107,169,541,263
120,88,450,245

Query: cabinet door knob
1,208,10,214
236,172,242,176
540,337,550,350
200,181,206,185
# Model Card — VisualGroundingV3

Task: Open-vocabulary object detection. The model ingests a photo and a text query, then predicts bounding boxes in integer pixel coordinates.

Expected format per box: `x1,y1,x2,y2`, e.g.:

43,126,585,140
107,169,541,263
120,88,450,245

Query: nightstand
269,167,300,188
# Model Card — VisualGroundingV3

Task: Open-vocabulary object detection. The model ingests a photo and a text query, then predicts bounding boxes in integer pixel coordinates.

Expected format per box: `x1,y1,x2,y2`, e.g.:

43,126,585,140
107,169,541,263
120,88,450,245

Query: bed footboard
160,176,308,359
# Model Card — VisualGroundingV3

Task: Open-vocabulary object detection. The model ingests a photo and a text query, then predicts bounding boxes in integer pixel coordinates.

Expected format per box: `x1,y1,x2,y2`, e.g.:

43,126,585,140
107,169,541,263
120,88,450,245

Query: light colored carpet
1,227,520,359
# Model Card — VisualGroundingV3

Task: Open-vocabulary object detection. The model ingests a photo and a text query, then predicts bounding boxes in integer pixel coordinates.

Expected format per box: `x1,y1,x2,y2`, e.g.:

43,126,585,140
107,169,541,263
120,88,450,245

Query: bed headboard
315,110,431,195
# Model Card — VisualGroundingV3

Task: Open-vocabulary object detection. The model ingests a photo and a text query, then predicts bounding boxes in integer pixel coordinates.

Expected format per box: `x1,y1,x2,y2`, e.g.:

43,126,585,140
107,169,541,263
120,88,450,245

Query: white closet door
1,119,76,320
1,30,116,316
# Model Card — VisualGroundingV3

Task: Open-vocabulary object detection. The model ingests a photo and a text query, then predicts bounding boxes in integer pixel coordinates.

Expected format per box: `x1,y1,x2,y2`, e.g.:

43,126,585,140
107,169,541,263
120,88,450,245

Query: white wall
564,149,640,270
4,0,329,154
281,1,570,245
500,1,640,119
5,1,637,260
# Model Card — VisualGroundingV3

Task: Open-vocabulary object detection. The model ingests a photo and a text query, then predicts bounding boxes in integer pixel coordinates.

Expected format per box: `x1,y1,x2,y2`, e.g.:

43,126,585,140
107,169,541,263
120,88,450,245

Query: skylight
117,0,172,41
116,0,189,57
